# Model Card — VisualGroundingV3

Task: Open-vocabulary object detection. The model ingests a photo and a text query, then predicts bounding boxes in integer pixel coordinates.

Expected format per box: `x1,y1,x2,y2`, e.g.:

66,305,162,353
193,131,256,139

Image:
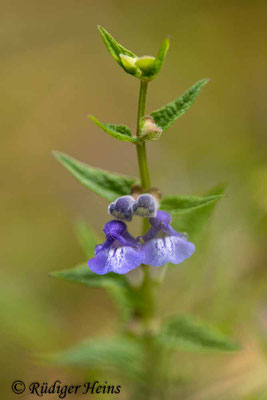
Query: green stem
135,79,154,321
133,80,165,400
134,79,154,400
136,79,150,192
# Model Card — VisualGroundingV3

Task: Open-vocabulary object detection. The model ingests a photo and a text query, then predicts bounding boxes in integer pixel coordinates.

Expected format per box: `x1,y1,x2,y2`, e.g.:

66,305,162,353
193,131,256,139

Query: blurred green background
1,0,267,398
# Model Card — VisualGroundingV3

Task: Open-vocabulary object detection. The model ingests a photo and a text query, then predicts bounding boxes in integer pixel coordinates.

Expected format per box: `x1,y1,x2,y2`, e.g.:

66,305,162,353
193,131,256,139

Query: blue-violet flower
140,210,195,267
88,220,144,275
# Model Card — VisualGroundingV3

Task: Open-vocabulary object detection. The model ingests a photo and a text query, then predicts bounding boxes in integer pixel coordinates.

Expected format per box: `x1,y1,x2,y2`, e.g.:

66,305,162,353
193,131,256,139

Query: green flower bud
119,54,141,77
98,27,169,80
135,56,156,75
140,116,162,141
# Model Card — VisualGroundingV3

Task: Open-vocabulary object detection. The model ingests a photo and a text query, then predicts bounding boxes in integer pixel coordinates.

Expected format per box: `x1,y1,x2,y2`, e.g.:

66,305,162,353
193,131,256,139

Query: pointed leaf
158,315,240,352
160,194,225,215
47,337,143,378
54,151,137,201
98,26,140,76
50,263,127,289
140,38,169,79
98,25,137,61
90,116,138,143
50,263,133,321
171,183,226,240
151,79,209,132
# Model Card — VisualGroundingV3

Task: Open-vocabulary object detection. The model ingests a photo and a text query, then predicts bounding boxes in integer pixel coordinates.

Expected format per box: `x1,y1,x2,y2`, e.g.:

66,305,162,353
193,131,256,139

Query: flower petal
149,210,171,228
162,224,187,239
143,235,195,267
88,242,144,275
141,226,160,242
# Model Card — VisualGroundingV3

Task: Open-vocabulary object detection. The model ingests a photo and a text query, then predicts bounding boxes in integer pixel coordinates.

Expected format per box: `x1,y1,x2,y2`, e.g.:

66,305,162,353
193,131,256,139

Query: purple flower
133,194,158,217
141,210,195,267
88,220,144,275
108,195,135,221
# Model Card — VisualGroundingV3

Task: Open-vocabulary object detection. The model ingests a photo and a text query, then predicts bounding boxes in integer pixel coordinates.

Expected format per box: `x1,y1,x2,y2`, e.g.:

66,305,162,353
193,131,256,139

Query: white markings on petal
143,235,195,267
106,245,143,274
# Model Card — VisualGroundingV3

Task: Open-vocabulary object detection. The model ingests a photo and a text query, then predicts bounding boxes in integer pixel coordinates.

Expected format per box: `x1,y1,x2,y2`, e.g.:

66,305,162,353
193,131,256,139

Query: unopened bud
135,56,156,74
141,116,162,141
108,195,135,221
133,194,159,218
120,54,141,76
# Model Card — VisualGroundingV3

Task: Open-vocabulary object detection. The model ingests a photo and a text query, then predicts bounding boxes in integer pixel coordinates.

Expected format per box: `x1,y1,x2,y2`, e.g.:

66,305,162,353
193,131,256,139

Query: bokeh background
1,0,267,398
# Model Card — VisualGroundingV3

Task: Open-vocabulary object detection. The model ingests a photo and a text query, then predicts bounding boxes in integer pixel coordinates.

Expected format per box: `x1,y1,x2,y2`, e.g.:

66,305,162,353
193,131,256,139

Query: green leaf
74,221,100,258
47,336,143,378
98,26,139,76
50,263,133,321
98,25,137,62
50,263,127,289
170,183,226,240
54,151,137,201
160,194,225,215
151,79,209,132
50,263,149,322
139,38,169,79
158,315,240,352
90,115,138,143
